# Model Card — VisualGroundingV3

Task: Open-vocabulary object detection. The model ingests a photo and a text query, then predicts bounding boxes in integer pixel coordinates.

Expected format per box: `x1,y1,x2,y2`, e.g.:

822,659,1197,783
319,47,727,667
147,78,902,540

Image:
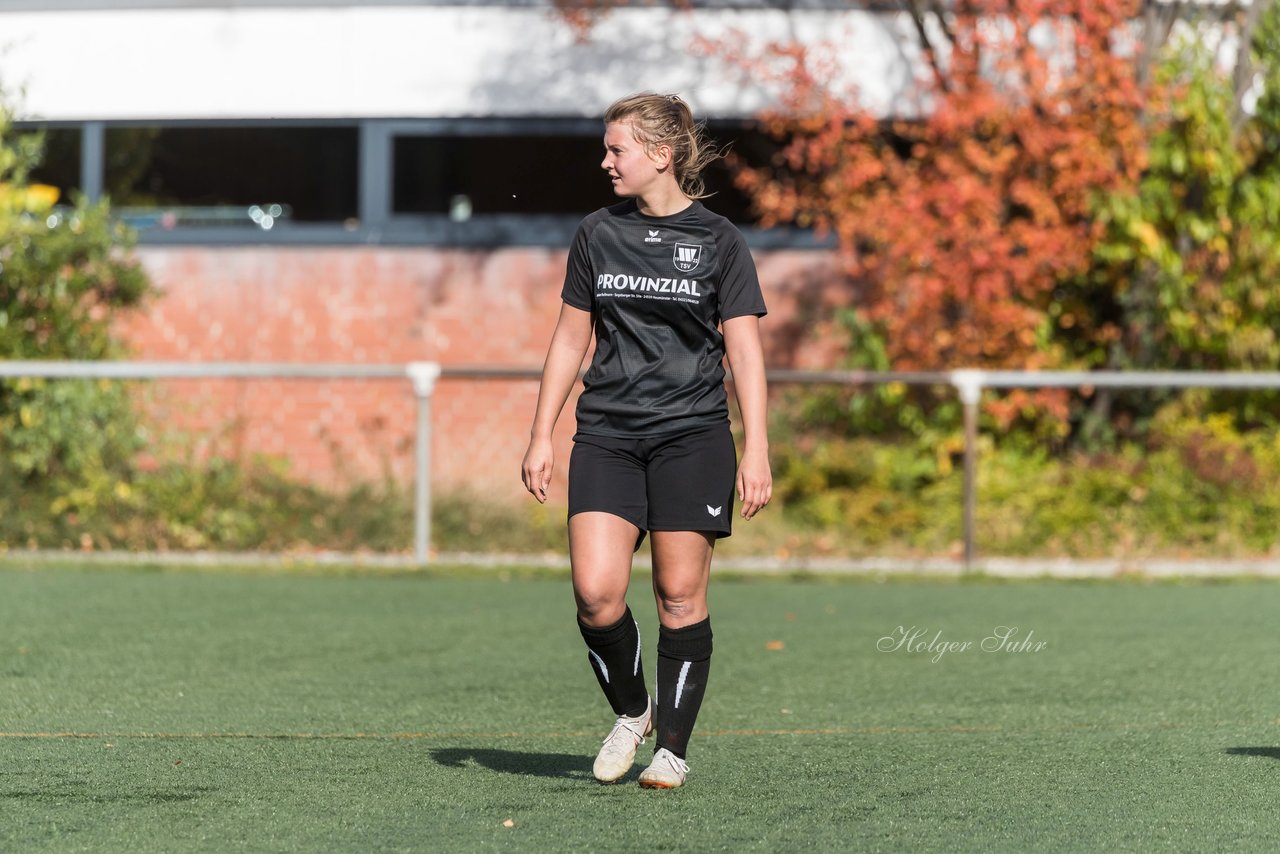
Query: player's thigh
570,512,642,625
568,438,646,625
650,530,715,627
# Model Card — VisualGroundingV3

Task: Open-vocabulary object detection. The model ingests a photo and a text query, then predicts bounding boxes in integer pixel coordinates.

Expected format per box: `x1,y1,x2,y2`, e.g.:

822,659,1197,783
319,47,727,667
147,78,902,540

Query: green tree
1087,1,1280,429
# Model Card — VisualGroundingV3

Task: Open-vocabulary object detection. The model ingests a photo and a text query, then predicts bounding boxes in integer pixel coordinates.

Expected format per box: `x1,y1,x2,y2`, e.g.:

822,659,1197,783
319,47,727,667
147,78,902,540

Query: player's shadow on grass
431,747,594,780
1224,747,1280,760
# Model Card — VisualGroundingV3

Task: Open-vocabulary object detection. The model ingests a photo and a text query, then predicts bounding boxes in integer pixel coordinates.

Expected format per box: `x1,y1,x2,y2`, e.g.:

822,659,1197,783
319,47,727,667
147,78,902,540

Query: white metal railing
5,361,1280,567
0,361,437,560
770,368,1280,568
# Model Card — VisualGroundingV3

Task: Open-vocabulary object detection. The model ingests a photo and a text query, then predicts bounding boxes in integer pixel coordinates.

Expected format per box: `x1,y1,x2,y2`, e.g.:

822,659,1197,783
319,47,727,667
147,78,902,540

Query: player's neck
636,185,693,219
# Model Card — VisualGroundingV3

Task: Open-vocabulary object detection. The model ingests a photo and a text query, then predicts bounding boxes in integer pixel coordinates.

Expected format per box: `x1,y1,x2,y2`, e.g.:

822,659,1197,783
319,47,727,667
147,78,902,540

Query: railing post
951,369,986,572
407,362,442,565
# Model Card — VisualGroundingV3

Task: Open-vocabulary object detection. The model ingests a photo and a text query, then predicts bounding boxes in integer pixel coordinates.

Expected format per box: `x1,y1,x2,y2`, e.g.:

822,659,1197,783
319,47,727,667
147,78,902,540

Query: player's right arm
522,303,593,503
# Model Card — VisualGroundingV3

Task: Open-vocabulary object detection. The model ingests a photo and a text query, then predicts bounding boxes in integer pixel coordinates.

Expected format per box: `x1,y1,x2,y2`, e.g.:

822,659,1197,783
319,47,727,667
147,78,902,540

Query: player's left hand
736,447,772,520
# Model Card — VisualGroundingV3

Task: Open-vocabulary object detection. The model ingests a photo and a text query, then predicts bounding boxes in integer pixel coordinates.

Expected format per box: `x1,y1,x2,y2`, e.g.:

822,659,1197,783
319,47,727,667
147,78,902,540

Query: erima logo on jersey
645,229,662,243
706,505,722,517
596,274,701,296
674,243,702,272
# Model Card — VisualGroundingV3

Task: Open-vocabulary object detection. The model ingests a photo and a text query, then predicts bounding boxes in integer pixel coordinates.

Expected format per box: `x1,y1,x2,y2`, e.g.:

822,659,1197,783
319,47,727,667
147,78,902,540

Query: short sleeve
560,218,595,311
716,227,767,321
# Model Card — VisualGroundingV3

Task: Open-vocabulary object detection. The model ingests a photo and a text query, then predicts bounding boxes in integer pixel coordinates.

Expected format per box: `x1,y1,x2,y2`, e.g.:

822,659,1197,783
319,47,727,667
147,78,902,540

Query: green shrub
432,489,567,554
764,397,1280,559
0,436,570,556
2,108,153,529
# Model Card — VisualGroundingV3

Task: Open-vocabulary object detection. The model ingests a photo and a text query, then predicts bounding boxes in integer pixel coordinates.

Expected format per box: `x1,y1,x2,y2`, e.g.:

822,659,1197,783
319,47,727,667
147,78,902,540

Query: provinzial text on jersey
596,274,702,296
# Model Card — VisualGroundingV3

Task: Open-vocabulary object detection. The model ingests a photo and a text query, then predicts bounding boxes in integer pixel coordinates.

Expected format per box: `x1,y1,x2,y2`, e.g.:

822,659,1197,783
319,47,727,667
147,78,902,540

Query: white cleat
638,747,689,789
592,698,654,784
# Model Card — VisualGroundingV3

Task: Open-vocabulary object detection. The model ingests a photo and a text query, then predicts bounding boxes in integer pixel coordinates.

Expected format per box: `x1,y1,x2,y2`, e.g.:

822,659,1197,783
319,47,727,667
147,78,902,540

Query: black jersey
562,199,767,437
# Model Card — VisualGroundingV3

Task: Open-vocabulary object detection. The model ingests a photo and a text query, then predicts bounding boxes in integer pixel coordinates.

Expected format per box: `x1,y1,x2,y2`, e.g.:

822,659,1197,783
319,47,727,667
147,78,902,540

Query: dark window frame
13,117,826,249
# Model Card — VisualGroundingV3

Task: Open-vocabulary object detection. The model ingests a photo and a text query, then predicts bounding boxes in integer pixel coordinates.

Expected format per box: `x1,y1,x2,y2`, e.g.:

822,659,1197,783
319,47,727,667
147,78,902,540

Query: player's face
601,122,670,200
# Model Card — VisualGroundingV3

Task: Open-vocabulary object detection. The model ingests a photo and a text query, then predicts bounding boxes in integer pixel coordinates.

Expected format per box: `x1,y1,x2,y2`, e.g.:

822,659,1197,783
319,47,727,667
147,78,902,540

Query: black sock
578,607,649,718
655,617,713,760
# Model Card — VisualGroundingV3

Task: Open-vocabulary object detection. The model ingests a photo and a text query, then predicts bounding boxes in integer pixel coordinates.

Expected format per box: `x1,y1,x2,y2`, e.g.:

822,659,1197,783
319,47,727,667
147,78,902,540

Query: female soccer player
521,93,771,789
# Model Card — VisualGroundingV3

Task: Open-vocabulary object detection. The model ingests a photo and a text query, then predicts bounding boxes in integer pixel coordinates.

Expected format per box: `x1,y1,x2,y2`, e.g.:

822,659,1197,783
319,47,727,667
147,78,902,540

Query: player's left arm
723,314,772,520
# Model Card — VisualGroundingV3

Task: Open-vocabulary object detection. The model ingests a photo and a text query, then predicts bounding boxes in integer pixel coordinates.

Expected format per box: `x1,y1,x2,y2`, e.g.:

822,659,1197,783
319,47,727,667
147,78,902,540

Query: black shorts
568,423,737,545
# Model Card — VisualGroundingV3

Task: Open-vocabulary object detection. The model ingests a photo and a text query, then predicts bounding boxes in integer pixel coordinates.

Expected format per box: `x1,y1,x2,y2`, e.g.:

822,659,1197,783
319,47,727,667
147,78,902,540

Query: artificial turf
1,564,1278,851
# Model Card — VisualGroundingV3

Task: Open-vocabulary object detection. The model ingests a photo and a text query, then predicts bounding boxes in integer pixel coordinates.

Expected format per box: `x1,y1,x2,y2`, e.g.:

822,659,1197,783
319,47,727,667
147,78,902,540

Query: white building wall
0,5,922,120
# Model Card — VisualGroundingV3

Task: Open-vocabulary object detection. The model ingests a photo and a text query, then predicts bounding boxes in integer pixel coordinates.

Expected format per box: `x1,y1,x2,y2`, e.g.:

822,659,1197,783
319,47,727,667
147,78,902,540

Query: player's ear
650,143,673,170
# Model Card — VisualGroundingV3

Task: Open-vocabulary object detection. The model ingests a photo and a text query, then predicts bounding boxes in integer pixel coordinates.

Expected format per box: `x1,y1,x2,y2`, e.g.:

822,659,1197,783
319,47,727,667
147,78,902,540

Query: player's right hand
521,439,554,503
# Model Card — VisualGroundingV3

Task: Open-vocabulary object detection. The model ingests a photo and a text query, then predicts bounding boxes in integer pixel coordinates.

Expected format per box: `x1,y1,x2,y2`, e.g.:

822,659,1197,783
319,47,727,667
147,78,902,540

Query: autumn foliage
553,0,1280,435
729,1,1153,424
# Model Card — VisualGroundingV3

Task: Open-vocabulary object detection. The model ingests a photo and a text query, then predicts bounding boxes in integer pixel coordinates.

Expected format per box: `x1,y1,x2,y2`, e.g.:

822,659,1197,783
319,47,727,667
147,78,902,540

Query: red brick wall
118,245,843,500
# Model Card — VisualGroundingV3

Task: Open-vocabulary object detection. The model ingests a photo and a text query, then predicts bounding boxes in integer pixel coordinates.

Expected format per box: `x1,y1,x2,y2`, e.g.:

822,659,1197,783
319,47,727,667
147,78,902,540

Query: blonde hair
604,93,720,200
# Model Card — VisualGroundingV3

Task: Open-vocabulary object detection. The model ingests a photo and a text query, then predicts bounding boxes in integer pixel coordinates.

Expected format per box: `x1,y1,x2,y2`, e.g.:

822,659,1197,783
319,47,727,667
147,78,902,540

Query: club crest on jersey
673,243,702,273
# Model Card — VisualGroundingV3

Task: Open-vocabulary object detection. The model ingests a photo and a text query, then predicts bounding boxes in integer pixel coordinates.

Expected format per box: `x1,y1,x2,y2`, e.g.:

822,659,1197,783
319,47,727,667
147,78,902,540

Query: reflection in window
104,126,359,229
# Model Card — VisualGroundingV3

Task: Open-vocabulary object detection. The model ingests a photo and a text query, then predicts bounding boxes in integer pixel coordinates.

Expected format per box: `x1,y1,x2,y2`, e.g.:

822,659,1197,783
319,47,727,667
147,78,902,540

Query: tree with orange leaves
729,0,1153,431
553,1,1279,436
726,0,1280,435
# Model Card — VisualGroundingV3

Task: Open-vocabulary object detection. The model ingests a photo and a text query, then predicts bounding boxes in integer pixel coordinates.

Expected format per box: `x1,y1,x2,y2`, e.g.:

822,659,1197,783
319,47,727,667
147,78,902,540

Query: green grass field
2,564,1278,851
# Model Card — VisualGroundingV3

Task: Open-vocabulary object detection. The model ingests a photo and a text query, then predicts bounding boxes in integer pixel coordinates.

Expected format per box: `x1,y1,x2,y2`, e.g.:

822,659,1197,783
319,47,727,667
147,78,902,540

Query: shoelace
656,750,688,774
602,717,647,747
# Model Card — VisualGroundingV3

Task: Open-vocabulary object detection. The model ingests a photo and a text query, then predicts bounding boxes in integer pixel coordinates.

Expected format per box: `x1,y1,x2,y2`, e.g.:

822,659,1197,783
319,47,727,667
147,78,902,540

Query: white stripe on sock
589,649,609,684
673,661,691,709
633,620,642,676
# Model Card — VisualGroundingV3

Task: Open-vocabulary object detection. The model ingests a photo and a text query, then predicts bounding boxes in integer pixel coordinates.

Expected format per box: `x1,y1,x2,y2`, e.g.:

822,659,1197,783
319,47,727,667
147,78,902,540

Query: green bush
2,108,152,528
0,451,401,552
766,397,1280,559
0,454,567,556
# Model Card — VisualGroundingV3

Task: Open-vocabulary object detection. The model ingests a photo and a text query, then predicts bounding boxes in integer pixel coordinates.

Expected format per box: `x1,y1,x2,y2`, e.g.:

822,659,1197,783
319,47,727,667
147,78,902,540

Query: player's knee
655,593,706,624
574,586,628,626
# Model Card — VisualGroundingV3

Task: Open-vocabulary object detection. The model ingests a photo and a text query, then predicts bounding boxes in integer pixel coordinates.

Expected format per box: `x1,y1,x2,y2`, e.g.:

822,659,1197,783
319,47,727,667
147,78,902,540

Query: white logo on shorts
706,505,722,517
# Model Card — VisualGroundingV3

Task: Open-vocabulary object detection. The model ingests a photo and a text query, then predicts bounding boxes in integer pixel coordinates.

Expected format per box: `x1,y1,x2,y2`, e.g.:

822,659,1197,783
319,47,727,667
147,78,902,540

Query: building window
28,127,81,202
16,119,803,244
391,123,768,225
703,121,777,224
104,125,359,229
392,133,609,218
